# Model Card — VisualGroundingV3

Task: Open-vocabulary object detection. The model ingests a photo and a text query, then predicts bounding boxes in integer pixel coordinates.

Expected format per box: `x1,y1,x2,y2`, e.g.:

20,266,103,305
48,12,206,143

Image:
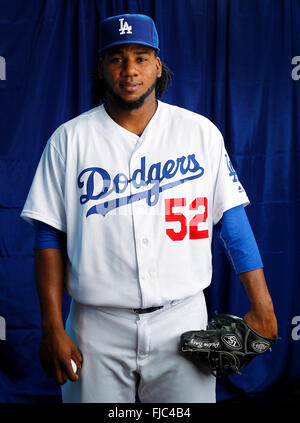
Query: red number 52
164,197,208,241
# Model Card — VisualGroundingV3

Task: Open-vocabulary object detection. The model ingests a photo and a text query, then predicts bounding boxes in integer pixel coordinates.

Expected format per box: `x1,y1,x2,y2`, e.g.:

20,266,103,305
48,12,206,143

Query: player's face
99,44,162,110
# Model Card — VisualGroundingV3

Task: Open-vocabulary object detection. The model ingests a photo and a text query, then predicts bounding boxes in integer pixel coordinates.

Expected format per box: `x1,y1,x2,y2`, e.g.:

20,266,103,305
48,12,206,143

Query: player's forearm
239,268,278,338
34,248,65,331
239,268,274,312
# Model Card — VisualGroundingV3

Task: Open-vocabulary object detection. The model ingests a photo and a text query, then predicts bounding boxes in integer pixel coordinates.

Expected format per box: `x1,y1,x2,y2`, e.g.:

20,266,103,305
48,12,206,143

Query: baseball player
21,14,277,403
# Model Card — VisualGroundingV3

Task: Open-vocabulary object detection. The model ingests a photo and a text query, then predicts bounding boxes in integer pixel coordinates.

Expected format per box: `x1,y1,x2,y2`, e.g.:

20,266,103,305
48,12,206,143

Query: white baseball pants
61,291,216,403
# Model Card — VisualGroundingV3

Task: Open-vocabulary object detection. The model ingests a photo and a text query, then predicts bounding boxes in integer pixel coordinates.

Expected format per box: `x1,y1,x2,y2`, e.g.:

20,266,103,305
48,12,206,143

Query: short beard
104,79,157,111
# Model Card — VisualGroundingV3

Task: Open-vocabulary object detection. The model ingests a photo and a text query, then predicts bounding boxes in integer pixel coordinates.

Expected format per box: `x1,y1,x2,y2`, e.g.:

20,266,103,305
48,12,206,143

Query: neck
104,95,158,135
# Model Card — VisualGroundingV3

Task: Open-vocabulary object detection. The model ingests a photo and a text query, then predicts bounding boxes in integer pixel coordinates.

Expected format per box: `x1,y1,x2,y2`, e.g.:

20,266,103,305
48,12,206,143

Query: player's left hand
243,308,278,339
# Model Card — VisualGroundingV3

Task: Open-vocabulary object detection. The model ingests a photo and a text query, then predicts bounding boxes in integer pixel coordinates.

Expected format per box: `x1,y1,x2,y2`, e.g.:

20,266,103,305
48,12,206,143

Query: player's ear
155,56,162,78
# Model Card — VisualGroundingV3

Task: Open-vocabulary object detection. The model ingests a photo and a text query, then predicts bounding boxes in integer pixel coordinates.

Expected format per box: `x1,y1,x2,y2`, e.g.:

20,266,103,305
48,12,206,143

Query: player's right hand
39,327,83,385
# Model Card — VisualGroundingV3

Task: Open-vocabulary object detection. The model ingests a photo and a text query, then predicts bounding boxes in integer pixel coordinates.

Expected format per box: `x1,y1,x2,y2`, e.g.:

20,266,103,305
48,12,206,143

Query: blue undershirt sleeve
33,219,66,250
214,205,263,274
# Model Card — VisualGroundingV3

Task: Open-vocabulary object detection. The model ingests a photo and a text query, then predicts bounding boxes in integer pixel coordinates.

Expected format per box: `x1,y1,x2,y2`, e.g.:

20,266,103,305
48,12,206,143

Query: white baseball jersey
21,100,249,308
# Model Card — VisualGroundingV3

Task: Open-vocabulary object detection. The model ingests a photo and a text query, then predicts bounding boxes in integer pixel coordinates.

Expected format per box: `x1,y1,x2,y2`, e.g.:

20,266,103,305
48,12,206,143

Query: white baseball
71,359,77,374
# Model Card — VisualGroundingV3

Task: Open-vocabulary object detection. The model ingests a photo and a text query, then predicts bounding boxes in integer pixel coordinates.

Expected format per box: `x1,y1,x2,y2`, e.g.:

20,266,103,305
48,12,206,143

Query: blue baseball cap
99,13,160,55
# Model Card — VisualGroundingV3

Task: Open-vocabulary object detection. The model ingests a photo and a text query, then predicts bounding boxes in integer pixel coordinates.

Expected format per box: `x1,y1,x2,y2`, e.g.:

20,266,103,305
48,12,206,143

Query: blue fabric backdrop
0,0,299,403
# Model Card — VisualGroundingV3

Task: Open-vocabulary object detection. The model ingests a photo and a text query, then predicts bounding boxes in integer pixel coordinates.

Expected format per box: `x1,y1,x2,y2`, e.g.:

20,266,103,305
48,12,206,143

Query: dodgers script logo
78,154,204,217
119,18,132,35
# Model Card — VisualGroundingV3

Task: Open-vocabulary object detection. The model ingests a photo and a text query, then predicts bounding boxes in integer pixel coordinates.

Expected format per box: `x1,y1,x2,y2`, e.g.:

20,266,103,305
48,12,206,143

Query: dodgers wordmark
78,153,205,216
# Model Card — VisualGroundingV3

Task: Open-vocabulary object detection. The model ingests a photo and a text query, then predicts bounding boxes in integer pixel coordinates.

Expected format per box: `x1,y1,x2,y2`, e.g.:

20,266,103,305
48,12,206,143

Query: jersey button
142,238,149,245
146,268,156,278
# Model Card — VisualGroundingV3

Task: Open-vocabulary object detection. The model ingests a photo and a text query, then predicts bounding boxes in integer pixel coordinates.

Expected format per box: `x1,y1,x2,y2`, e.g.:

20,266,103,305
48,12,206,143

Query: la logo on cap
119,18,132,35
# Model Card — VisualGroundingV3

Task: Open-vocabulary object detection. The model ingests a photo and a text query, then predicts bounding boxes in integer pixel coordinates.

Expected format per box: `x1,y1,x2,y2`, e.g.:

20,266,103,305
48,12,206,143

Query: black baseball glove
180,313,278,376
